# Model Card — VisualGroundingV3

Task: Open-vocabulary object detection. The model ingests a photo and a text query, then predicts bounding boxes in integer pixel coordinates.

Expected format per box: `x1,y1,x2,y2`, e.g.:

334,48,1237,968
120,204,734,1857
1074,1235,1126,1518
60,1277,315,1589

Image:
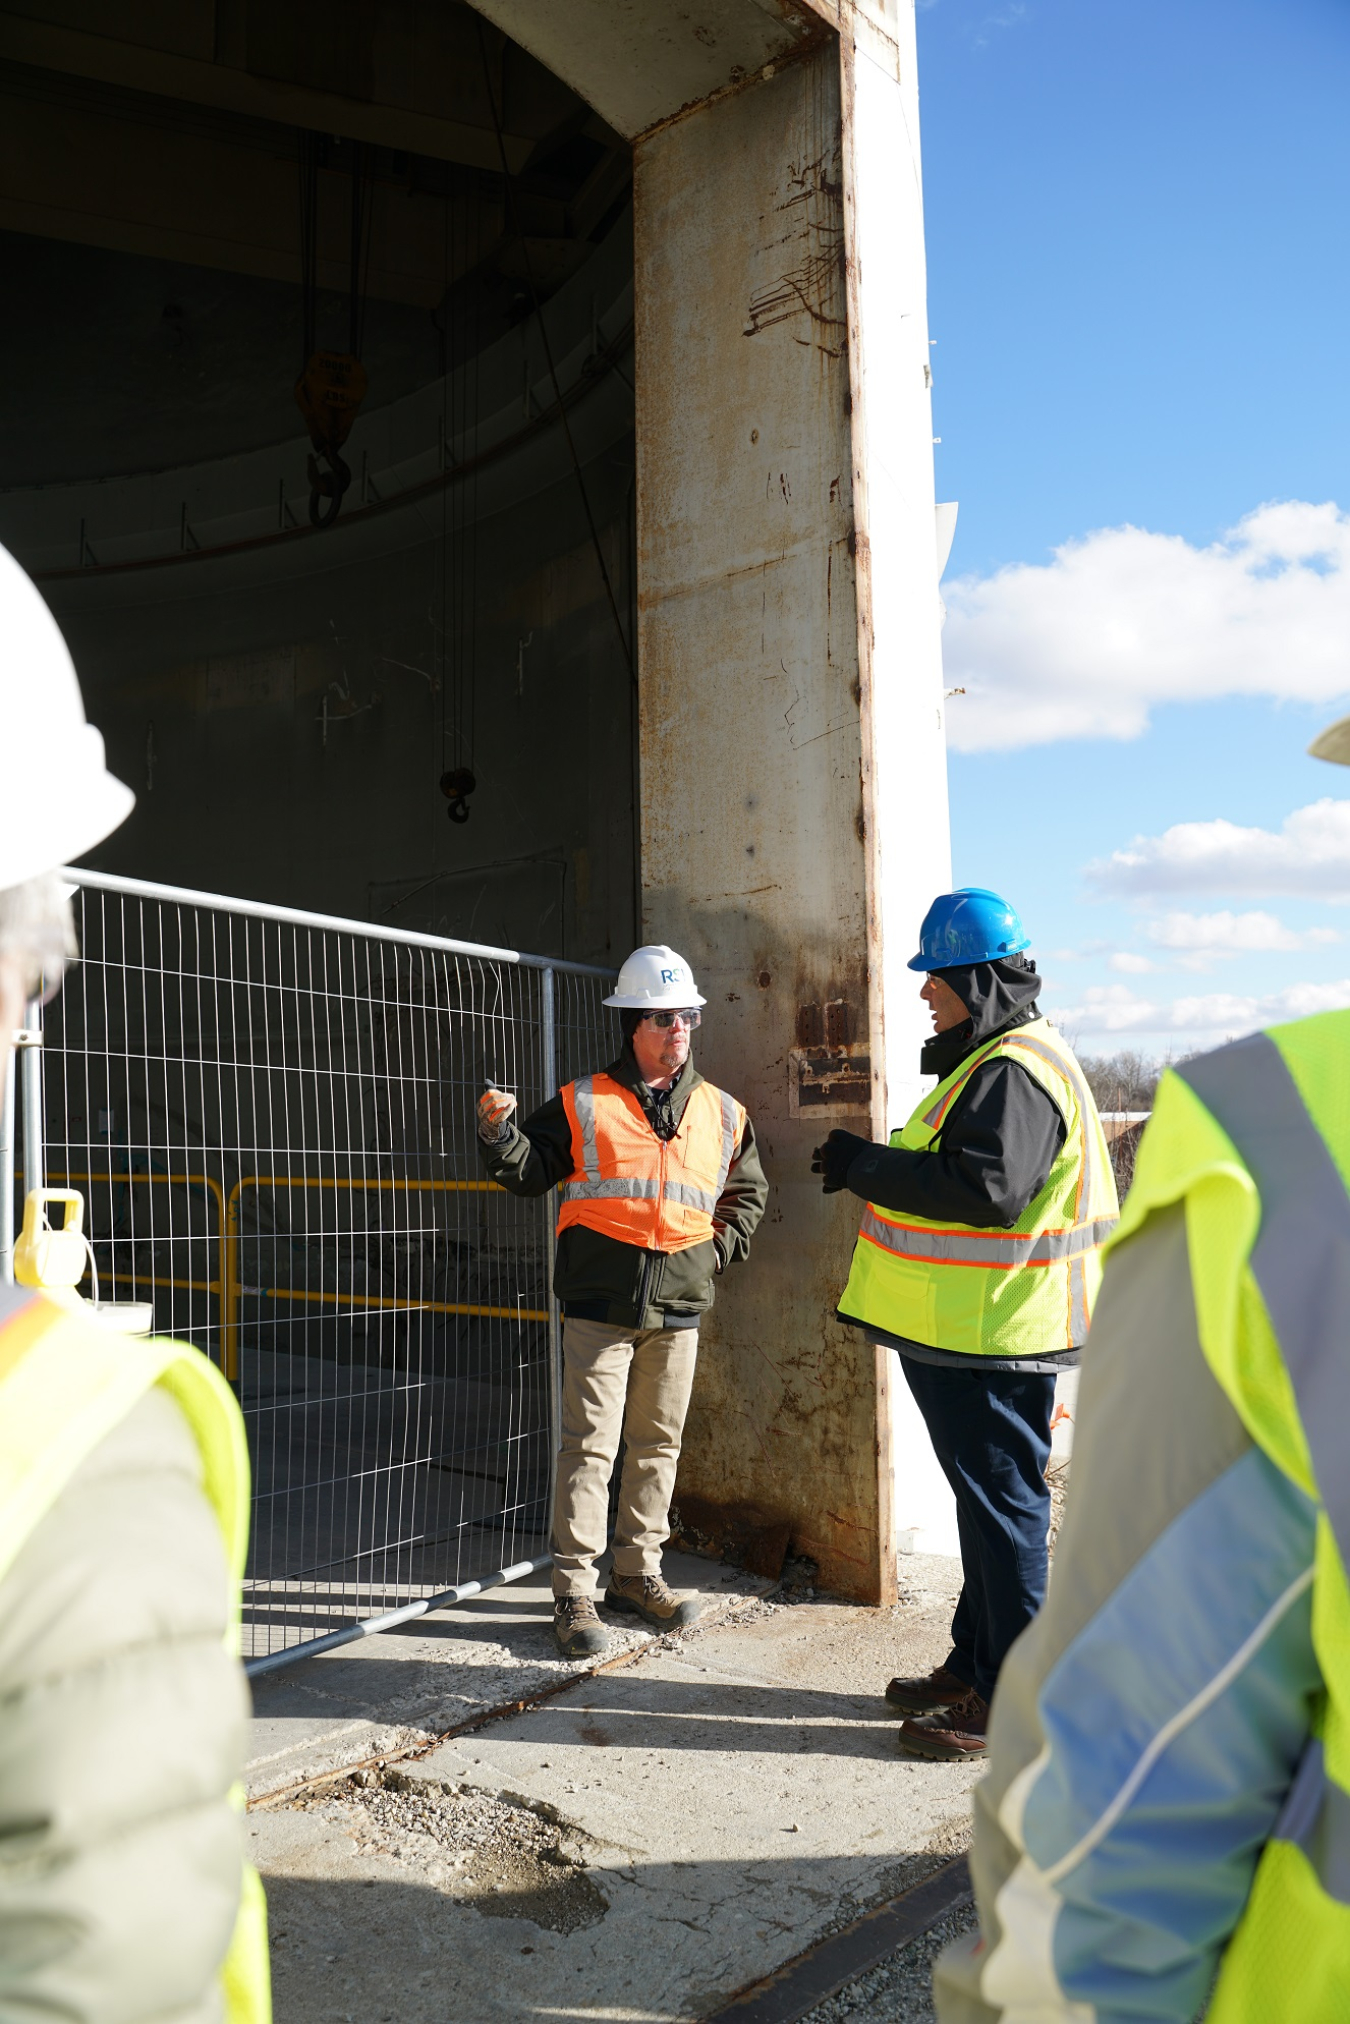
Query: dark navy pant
900,1356,1056,1704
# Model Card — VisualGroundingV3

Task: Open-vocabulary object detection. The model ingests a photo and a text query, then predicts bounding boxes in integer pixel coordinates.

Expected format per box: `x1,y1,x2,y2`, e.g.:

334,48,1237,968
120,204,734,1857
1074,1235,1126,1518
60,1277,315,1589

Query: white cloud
1055,977,1350,1042
1144,909,1340,968
1108,951,1155,974
1057,985,1162,1034
942,500,1350,751
1088,800,1350,900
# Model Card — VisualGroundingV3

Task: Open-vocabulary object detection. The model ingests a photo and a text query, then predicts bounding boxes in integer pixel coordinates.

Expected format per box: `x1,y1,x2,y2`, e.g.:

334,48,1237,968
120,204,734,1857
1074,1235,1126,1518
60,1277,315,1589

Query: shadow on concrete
244,1590,555,1638
261,1844,957,2024
255,1659,899,1758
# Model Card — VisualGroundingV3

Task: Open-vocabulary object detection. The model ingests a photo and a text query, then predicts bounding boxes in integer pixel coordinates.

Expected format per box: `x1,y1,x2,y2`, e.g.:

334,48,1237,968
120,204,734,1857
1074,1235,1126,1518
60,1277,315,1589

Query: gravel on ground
285,1768,609,1935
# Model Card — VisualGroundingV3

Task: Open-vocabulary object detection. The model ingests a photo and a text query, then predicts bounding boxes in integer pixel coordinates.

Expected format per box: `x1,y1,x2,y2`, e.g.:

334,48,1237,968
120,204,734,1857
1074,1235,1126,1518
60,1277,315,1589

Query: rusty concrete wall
633,46,898,1603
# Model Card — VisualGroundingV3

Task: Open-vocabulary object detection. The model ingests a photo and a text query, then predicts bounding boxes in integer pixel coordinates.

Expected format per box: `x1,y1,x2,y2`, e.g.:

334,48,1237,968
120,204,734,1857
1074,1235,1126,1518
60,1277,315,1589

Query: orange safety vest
557,1074,746,1253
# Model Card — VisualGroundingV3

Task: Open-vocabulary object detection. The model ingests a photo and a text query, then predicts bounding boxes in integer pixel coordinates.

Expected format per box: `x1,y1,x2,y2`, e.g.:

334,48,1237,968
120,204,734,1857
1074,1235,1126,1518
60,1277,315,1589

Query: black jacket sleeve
846,1058,1067,1229
710,1114,769,1269
476,1093,574,1196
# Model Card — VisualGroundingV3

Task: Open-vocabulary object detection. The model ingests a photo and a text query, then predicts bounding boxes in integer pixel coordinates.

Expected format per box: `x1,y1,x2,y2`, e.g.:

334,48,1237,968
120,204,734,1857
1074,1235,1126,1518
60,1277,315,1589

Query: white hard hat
603,944,706,1011
0,544,134,889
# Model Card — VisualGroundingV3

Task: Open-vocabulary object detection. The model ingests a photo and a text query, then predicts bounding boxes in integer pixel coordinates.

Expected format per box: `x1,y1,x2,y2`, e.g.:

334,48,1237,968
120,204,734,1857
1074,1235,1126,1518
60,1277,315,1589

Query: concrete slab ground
246,1551,764,1804
249,1550,980,2023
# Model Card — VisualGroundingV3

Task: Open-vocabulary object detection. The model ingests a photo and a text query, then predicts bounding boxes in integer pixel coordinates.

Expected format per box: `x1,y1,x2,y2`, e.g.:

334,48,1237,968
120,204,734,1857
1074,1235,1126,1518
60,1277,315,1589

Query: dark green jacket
478,1048,768,1329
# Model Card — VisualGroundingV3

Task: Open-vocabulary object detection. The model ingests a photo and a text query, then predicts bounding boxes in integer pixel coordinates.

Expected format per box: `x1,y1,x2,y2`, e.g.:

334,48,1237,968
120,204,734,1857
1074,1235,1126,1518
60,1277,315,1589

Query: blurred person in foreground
934,719,1350,2020
0,543,269,2021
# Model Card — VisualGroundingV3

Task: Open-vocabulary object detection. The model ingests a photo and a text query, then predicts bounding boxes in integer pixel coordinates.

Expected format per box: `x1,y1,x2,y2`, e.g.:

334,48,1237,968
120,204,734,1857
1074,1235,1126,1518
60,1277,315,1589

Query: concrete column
635,20,950,1601
840,5,958,1557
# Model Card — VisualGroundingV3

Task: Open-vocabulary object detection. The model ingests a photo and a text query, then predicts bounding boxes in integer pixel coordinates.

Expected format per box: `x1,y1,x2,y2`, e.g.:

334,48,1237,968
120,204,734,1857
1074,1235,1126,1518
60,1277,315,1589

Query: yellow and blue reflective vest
933,1009,1350,2021
0,1294,271,2022
1150,1016,1350,2019
838,1017,1118,1356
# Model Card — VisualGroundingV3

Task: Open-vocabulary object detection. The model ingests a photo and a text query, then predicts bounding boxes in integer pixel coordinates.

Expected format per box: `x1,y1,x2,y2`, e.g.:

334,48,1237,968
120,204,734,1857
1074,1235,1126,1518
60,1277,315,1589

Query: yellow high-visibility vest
838,1018,1118,1356
1114,1011,1350,2019
0,1293,271,2022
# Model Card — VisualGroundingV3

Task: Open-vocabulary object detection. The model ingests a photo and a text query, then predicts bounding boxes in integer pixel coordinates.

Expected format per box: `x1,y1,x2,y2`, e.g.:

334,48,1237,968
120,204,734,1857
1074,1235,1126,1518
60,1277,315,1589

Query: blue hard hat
907,888,1031,971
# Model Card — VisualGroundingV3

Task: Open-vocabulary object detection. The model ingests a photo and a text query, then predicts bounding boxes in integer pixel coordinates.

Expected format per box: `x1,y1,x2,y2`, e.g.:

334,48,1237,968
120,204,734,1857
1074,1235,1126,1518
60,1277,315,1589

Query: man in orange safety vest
477,944,767,1658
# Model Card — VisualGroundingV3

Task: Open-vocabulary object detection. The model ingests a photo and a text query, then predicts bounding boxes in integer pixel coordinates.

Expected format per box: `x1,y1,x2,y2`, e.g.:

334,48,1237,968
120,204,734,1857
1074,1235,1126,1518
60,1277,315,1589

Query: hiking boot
897,1690,989,1760
884,1663,971,1716
553,1594,611,1659
604,1572,703,1630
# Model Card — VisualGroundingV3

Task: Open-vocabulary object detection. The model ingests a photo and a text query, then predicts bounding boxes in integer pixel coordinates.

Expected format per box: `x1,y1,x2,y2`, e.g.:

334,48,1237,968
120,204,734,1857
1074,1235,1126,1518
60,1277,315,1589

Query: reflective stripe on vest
1178,1033,1350,1575
839,1019,1119,1357
856,1208,1119,1269
0,1297,271,2022
557,1075,744,1250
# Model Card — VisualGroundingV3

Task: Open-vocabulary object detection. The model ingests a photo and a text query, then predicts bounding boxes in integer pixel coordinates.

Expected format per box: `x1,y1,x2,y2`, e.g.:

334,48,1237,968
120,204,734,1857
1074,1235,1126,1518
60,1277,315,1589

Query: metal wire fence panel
33,876,616,1661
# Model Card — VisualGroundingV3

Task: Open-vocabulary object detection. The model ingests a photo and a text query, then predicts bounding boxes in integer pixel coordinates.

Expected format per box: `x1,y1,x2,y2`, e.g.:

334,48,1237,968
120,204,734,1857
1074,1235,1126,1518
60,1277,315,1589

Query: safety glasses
642,1008,702,1029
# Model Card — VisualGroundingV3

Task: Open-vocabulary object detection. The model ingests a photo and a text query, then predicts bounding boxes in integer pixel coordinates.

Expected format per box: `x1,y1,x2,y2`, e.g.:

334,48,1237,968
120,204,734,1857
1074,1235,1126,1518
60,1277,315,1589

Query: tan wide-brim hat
1309,714,1350,767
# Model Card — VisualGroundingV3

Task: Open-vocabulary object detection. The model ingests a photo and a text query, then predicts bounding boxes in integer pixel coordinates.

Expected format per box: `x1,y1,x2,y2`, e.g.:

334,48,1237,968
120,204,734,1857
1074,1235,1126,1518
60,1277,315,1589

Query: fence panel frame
0,867,614,1675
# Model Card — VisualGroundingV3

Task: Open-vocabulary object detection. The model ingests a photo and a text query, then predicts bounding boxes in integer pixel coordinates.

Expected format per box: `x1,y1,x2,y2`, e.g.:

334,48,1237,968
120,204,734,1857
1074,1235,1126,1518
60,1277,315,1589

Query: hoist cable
298,132,318,366
475,18,634,675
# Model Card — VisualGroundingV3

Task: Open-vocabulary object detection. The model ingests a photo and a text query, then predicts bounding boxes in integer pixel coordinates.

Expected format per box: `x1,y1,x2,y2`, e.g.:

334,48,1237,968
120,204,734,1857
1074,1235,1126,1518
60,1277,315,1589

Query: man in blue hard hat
812,889,1117,1759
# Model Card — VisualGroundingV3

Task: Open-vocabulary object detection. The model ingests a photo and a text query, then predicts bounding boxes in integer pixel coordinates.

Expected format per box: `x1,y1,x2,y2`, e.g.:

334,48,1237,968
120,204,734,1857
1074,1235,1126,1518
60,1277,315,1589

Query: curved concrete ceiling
465,0,834,139
5,210,634,608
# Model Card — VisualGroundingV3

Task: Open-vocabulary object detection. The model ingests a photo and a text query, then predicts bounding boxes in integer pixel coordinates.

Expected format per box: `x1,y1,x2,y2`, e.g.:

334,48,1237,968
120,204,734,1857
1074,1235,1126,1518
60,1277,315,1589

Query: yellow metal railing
222,1176,550,1381
25,1169,547,1382
46,1165,227,1311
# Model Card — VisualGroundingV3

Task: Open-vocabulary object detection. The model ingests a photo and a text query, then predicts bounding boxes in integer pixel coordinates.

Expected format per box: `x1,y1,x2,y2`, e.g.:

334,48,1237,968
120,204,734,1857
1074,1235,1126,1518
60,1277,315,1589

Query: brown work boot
897,1690,989,1760
604,1571,703,1630
553,1594,611,1659
884,1663,971,1715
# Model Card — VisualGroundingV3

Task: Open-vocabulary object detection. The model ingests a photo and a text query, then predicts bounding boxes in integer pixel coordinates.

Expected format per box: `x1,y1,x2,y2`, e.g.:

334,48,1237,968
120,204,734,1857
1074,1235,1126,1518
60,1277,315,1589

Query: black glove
811,1129,874,1194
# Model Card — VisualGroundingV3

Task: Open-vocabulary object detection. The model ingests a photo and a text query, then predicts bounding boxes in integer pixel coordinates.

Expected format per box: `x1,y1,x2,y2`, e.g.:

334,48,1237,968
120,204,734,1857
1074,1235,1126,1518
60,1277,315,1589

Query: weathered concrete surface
250,1555,978,2023
465,1,829,141
633,42,898,1605
247,1550,759,1803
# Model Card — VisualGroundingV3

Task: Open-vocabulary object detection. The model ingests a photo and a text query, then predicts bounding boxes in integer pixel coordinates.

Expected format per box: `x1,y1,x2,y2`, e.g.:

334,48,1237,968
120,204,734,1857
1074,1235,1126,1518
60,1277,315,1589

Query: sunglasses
641,1009,702,1029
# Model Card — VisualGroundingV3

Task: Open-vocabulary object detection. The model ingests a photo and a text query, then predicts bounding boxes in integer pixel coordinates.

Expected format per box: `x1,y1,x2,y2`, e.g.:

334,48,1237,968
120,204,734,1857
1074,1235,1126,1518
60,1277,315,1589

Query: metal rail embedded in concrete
706,1856,973,2024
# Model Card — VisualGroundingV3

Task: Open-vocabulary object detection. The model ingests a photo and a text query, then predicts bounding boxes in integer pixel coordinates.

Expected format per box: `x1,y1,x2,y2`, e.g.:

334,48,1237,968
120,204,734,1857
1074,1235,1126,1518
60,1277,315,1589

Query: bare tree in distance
1073,1045,1212,1194
1077,1049,1161,1113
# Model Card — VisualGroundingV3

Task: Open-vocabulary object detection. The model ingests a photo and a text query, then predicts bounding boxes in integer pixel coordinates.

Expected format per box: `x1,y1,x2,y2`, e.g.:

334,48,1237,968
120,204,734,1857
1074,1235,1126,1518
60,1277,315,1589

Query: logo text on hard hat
661,969,681,984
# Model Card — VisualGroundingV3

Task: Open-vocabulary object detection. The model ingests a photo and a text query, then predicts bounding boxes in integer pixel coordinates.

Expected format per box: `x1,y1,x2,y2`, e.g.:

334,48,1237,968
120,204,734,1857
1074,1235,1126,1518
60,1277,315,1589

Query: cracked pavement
248,1552,979,2022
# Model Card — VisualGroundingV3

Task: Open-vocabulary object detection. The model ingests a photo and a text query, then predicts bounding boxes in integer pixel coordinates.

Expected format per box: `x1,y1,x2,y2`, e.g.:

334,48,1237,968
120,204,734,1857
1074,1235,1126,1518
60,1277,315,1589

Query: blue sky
919,0,1350,1056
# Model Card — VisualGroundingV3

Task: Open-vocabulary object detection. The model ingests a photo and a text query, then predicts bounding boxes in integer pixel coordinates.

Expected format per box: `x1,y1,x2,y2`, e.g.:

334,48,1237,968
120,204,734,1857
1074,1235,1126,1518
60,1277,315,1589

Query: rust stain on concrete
671,1493,793,1581
636,47,895,1609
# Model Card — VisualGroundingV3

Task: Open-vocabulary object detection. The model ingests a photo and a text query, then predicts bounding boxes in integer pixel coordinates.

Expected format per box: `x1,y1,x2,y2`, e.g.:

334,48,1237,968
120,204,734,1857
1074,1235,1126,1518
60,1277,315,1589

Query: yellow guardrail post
223,1176,547,1379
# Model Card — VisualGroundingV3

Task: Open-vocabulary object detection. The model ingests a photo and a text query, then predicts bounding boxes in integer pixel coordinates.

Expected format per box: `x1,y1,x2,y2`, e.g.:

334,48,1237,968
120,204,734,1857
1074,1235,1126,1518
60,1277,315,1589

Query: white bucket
90,1301,155,1337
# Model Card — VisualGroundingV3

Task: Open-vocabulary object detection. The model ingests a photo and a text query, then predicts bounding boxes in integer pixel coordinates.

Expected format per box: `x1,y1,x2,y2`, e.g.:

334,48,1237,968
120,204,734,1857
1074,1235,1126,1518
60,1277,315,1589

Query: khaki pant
551,1316,699,1598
